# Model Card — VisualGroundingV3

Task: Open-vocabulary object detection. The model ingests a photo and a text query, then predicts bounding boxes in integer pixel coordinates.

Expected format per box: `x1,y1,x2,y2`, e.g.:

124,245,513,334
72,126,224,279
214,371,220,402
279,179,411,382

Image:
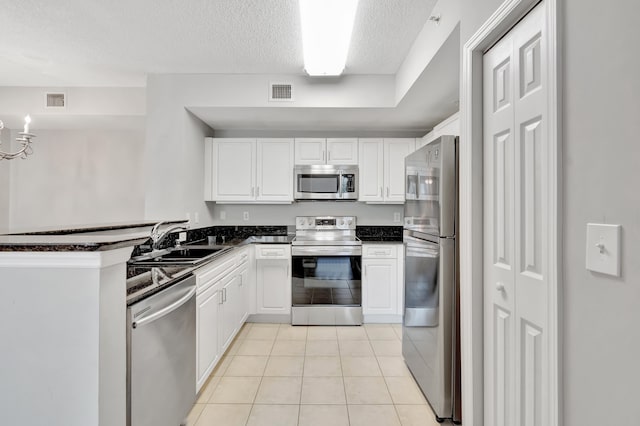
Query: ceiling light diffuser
299,0,359,76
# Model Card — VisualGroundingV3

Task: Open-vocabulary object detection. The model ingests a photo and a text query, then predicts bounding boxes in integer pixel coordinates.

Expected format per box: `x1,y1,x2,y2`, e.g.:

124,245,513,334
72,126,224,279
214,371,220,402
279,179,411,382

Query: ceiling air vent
45,92,66,109
269,83,294,102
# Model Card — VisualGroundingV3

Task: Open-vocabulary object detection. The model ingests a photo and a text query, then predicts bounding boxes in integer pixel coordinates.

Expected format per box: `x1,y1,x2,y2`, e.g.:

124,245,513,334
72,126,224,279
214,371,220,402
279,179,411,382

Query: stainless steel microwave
294,165,358,200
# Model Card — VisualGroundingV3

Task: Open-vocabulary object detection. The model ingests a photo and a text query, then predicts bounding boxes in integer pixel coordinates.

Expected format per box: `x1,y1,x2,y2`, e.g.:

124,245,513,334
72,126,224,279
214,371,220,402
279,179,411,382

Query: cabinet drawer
363,244,398,259
236,247,251,266
255,245,291,259
195,251,237,290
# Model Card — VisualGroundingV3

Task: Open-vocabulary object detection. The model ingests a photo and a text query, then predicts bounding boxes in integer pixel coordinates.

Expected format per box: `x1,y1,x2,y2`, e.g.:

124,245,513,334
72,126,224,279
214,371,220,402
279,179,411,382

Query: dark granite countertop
4,219,187,236
0,220,187,252
127,234,294,303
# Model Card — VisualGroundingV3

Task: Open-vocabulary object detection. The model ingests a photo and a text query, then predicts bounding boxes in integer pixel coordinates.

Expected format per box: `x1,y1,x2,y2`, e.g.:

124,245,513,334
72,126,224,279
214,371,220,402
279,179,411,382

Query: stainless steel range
291,216,362,325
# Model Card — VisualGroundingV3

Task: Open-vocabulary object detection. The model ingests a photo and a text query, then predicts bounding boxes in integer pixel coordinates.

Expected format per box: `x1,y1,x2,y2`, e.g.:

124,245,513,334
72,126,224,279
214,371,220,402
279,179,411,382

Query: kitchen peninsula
0,221,184,426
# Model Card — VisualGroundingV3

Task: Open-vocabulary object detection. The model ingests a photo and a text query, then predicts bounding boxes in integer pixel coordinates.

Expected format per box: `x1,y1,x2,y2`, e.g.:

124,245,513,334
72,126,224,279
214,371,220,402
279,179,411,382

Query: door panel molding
460,0,561,425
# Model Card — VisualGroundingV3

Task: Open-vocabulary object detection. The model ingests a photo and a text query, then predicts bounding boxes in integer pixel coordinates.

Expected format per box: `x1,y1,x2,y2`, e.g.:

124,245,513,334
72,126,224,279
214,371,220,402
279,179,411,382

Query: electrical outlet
220,211,226,220
194,212,199,224
243,211,250,221
393,212,401,223
177,232,187,242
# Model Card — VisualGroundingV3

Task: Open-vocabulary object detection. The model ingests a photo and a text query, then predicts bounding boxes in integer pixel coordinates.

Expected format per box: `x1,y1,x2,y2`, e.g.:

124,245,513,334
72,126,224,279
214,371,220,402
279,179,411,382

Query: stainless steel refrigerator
402,135,461,424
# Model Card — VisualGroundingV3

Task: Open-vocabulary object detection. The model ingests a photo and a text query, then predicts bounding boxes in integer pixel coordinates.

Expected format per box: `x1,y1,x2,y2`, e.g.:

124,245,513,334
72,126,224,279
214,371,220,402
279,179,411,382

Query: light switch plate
586,223,621,276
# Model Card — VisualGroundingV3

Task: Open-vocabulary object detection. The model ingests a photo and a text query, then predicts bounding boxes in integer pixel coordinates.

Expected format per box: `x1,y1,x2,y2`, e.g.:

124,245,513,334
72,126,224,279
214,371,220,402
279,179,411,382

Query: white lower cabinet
196,283,221,390
255,245,291,316
195,248,252,392
362,243,404,323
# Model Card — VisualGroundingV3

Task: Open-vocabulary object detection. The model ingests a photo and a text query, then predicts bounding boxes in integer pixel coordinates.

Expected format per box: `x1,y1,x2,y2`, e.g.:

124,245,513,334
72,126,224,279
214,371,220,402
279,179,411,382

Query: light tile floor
186,323,447,426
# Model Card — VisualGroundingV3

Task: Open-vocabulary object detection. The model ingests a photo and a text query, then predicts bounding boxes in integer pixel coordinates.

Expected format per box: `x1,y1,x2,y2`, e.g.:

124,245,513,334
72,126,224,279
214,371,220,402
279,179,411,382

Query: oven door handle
292,246,362,256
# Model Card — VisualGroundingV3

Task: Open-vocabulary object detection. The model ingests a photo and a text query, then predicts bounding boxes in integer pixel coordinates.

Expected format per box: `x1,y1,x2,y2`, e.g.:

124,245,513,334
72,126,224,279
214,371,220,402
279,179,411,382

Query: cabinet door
196,285,221,392
220,275,241,352
212,138,256,201
362,259,398,315
384,138,415,203
326,138,358,164
358,138,384,202
256,138,294,202
294,138,326,164
238,266,250,323
256,259,291,315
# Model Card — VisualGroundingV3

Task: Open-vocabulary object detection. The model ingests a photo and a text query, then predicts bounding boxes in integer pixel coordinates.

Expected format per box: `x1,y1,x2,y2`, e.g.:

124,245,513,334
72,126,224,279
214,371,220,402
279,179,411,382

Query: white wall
561,0,640,424
8,128,145,230
462,0,640,424
212,202,402,226
396,0,462,103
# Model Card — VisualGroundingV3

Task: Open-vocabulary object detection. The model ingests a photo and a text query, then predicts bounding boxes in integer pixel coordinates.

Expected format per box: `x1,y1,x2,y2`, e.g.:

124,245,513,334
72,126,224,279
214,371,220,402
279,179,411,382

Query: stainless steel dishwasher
127,274,196,426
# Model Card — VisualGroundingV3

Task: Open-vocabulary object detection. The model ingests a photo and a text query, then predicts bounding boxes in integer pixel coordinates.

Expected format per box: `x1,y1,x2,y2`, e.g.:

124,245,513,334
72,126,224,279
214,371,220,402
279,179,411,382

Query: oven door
291,245,362,325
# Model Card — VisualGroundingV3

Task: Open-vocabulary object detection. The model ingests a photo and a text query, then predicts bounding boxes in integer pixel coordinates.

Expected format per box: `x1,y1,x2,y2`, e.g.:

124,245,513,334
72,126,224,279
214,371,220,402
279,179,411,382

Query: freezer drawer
402,234,457,422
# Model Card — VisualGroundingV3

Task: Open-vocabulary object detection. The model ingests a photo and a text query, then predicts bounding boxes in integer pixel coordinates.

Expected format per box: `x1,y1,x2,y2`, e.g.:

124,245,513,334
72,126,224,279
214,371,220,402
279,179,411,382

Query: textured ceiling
0,0,437,86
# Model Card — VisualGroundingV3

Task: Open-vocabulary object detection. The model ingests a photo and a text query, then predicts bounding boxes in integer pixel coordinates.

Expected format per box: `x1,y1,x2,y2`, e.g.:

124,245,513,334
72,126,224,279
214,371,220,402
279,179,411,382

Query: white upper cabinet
205,138,294,203
326,138,358,164
358,138,415,203
294,138,325,164
358,138,385,202
207,138,255,202
256,138,294,202
384,138,415,203
294,138,358,165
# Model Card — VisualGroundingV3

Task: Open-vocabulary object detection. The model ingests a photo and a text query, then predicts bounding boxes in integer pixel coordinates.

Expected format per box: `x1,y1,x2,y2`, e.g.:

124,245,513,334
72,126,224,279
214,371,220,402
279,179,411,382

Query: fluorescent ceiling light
299,0,359,76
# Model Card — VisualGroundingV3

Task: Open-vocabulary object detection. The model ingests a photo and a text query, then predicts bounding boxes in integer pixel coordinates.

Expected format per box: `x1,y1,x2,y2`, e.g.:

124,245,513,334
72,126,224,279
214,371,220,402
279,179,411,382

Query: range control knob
347,219,353,226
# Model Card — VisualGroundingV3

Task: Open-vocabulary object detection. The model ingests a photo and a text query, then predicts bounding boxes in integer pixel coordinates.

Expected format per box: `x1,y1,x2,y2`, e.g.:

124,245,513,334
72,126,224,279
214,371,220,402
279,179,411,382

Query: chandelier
0,116,36,160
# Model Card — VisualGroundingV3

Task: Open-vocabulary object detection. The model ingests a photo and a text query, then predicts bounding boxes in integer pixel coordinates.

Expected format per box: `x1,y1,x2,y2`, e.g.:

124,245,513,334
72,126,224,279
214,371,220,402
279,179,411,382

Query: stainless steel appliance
402,135,462,424
291,216,362,325
294,165,358,200
127,274,196,426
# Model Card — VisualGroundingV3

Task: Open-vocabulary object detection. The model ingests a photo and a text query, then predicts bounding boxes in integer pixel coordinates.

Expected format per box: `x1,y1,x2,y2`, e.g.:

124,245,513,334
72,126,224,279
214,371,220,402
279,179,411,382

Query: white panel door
358,138,384,202
256,138,294,202
213,138,255,201
294,138,326,164
256,259,291,315
196,285,221,392
220,275,241,352
326,138,358,164
483,3,549,426
362,259,397,315
384,138,415,203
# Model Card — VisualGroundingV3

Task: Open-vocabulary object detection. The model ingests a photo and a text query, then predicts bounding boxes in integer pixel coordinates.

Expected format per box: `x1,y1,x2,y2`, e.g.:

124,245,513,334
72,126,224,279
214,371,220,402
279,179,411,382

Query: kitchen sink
129,246,232,266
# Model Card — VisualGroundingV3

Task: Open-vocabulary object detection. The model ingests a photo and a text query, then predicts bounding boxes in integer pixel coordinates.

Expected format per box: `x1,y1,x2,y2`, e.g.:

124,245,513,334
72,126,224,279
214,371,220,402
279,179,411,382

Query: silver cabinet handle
251,187,254,197
386,187,390,197
380,187,383,197
132,287,196,329
219,290,224,304
256,186,260,196
374,251,388,255
322,151,325,162
328,151,331,161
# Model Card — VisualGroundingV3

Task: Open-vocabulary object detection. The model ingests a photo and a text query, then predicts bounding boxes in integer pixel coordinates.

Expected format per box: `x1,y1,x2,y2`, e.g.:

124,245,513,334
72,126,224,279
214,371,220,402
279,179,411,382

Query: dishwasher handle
132,286,196,329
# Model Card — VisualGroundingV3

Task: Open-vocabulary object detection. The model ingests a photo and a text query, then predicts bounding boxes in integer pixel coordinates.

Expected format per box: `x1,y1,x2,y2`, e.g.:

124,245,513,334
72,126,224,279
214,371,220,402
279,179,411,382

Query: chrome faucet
150,221,189,251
